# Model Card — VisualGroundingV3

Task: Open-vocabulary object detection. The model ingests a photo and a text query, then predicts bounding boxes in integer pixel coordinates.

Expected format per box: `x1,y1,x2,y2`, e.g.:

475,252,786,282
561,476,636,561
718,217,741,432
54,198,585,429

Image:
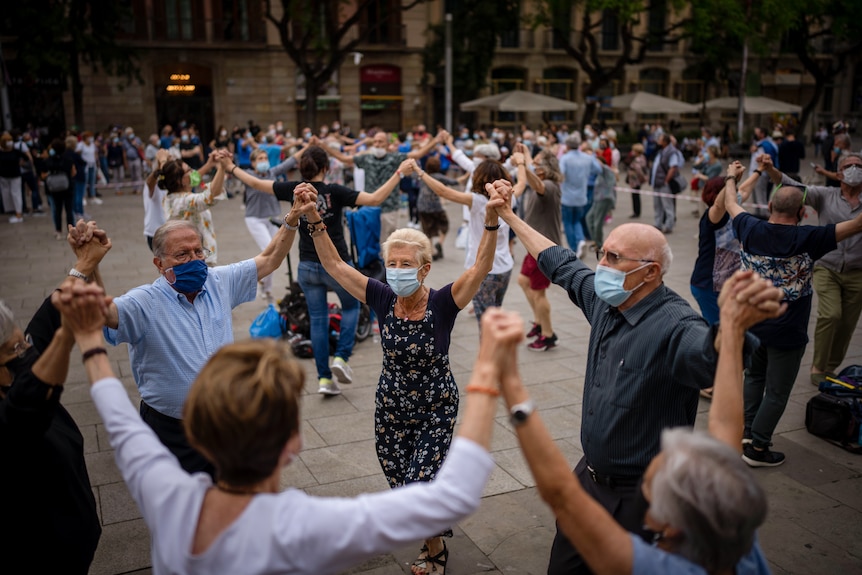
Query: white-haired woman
294,182,502,575
494,270,785,575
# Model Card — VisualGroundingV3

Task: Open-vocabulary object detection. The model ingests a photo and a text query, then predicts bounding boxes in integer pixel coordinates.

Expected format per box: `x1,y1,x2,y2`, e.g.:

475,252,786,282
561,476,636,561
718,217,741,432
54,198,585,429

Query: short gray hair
838,152,862,170
650,428,767,573
565,134,582,149
0,300,15,345
152,220,203,259
646,242,673,276
473,143,501,161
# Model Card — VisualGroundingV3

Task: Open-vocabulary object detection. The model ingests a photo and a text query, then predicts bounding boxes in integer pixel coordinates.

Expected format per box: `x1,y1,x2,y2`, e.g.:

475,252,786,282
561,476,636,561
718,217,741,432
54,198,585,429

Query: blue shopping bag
249,304,286,339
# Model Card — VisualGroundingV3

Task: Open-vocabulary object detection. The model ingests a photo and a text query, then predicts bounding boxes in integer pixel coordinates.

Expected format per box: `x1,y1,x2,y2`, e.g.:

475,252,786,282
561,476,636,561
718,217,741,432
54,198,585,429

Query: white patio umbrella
703,96,802,114
460,90,578,112
607,91,700,114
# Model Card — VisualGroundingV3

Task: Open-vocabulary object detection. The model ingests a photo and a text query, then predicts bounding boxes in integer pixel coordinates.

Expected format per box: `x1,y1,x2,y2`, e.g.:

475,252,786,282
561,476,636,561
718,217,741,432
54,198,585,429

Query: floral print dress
367,281,460,490
162,183,220,265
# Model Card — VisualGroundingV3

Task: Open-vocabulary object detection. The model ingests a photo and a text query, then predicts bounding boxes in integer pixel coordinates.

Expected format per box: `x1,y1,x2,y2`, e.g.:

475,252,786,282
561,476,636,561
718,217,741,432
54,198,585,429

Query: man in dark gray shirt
491,180,726,575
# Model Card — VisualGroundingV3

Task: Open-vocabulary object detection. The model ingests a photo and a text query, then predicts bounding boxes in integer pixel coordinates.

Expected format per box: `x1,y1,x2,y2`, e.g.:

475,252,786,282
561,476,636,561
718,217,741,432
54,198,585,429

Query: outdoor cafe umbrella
460,90,578,112
703,96,802,114
607,91,699,114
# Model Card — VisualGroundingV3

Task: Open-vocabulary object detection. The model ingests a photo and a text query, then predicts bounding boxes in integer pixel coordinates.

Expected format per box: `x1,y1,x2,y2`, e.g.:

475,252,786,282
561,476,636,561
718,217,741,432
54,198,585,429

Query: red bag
690,177,701,191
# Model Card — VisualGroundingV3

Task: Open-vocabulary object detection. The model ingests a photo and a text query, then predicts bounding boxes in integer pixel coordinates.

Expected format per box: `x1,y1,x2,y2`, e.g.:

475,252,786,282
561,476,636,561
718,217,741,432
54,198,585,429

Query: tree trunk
304,76,319,131
70,49,84,129
798,81,824,142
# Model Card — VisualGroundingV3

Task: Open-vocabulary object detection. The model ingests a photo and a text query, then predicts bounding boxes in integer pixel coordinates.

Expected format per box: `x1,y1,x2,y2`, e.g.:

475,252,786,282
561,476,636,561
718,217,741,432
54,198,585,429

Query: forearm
30,327,75,385
361,172,401,205
207,165,225,199
709,322,746,450
74,331,117,384
230,167,274,194
255,224,296,278
523,167,545,195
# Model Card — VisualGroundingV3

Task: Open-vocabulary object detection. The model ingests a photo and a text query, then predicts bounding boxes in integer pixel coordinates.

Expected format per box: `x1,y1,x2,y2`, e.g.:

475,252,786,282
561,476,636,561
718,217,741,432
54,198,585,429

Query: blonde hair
382,228,434,266
65,136,78,151
183,340,305,486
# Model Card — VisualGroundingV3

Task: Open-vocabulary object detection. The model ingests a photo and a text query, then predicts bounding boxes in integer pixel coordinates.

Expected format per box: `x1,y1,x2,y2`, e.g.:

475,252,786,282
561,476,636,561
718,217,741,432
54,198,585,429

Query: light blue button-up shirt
104,259,257,418
559,150,602,207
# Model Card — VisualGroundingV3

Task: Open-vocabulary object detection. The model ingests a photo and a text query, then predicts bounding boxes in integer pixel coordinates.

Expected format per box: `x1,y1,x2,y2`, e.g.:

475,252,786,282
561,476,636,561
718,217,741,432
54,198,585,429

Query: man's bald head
605,223,673,276
770,186,805,217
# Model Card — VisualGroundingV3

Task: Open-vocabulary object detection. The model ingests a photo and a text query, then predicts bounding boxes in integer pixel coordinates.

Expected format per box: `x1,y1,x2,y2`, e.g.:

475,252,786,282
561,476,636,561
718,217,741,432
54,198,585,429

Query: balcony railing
497,28,535,50
121,18,267,44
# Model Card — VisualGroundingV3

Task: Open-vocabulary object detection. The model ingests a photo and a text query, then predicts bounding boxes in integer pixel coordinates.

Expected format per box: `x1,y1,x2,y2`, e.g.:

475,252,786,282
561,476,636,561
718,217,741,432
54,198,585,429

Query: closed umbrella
460,90,578,112
607,91,699,114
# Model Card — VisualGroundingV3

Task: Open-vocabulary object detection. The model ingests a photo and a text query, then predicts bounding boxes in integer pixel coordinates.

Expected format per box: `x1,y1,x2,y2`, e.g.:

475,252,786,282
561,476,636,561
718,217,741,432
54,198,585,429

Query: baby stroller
275,225,373,358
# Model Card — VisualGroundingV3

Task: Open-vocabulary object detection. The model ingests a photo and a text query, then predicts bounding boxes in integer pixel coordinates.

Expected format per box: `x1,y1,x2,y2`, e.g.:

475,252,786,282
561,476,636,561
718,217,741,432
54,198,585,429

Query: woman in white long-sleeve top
50,271,517,575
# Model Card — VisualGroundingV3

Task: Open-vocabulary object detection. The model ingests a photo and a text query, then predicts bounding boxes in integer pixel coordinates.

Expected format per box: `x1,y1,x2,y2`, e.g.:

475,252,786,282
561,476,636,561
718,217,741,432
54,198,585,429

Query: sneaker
82,198,87,206
528,334,558,352
317,378,341,396
91,197,103,205
810,372,836,387
526,322,541,338
330,357,353,384
742,444,785,467
576,240,586,258
33,210,45,217
8,216,23,224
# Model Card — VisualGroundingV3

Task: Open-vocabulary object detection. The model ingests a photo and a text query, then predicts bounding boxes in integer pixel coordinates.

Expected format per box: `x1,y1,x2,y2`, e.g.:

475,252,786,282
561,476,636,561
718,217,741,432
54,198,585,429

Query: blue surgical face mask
166,259,208,293
255,160,271,173
594,263,651,307
386,267,422,297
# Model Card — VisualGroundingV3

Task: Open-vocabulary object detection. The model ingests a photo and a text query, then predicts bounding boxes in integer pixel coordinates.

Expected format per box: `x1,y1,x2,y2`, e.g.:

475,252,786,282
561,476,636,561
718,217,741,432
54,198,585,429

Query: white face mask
842,165,862,187
371,147,387,159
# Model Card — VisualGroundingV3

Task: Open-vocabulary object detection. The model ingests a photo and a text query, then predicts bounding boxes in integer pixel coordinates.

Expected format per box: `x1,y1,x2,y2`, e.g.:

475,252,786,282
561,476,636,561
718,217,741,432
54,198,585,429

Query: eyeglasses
595,249,655,266
169,248,211,263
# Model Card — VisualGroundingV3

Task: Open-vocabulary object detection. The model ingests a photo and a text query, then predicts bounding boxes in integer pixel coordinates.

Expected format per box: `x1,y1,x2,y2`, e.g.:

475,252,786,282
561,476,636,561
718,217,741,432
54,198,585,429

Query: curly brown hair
471,159,511,197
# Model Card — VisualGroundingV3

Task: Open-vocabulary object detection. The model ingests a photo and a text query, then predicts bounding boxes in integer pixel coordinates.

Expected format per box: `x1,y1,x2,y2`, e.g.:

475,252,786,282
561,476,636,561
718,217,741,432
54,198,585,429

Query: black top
273,181,360,263
0,148,24,178
0,296,102,574
778,139,805,174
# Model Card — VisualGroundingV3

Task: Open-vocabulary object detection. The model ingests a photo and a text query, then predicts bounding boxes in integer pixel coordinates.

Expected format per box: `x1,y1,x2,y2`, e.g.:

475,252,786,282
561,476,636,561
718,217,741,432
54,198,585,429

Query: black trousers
140,400,216,480
546,457,650,575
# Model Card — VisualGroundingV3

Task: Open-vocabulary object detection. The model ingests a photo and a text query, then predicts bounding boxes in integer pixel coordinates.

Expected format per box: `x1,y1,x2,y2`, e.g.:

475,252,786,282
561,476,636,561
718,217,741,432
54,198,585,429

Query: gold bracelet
466,384,500,397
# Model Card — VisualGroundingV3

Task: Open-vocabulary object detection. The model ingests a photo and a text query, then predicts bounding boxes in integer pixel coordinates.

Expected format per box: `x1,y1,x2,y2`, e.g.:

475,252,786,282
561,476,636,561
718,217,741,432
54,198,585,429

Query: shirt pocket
608,365,646,410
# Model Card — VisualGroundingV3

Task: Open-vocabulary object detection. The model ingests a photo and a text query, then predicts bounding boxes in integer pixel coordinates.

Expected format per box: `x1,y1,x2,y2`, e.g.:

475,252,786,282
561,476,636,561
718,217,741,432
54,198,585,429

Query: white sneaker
318,378,341,396
82,198,87,206
8,216,23,224
576,240,586,258
91,197,104,205
330,357,353,384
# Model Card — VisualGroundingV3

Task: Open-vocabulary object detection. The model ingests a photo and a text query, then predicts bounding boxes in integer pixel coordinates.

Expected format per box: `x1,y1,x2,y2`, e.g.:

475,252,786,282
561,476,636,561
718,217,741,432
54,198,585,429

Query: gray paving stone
300,439,383,484
99,481,143,525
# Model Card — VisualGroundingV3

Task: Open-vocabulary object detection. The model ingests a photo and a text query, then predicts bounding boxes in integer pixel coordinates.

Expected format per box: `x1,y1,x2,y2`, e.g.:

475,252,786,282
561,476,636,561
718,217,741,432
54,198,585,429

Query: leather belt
586,464,640,489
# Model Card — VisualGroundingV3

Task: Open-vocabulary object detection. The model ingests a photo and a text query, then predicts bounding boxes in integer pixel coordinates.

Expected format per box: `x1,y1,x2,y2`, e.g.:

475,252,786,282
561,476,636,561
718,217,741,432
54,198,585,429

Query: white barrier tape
613,184,770,210
95,180,146,190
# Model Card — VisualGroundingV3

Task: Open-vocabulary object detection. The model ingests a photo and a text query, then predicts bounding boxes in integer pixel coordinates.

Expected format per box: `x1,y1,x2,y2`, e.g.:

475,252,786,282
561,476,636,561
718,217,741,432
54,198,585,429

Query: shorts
520,253,550,291
419,210,449,238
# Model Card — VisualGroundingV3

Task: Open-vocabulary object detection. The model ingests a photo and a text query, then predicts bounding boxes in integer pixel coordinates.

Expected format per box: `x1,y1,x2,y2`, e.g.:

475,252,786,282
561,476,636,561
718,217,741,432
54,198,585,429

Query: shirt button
588,408,594,415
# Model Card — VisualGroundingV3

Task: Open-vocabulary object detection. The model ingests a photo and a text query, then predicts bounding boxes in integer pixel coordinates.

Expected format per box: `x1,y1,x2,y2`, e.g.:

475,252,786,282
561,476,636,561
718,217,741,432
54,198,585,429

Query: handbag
45,172,70,194
249,304,286,339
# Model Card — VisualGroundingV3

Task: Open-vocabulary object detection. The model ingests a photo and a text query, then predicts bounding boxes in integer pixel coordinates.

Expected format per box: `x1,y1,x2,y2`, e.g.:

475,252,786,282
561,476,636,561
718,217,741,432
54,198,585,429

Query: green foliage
5,0,141,85
422,0,521,102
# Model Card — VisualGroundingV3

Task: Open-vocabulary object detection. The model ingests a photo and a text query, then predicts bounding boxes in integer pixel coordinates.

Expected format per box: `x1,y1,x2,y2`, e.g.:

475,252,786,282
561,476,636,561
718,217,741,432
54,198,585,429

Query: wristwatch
68,268,89,282
509,399,535,427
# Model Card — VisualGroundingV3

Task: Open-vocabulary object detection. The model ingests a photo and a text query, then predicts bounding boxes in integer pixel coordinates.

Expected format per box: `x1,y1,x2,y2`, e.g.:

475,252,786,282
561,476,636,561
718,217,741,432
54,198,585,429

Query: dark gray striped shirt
537,246,717,476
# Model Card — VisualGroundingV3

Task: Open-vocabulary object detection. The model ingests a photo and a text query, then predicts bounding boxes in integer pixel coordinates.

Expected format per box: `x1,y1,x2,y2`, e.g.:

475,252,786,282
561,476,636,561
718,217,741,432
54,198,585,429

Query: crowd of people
2,112,862,575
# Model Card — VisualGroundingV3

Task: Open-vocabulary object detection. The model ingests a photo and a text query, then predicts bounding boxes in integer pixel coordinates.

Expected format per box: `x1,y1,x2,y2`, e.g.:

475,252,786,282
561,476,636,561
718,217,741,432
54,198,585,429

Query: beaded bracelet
466,384,500,397
82,347,108,363
282,214,299,231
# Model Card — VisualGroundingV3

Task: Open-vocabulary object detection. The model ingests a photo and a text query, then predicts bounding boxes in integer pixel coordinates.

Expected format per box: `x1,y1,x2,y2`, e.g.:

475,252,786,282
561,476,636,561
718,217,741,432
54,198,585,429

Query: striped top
537,246,718,476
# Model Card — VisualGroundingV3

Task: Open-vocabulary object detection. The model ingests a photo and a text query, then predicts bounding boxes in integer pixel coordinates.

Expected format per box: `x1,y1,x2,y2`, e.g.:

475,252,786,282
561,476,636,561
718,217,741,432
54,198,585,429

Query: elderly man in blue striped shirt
490,179,730,575
103,215,300,478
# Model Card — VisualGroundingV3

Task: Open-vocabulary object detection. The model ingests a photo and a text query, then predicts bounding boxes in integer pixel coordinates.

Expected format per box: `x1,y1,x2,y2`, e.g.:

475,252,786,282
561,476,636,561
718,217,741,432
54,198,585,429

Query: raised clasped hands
398,159,415,176
726,160,745,180
51,278,113,341
718,270,787,332
485,179,514,218
291,183,319,219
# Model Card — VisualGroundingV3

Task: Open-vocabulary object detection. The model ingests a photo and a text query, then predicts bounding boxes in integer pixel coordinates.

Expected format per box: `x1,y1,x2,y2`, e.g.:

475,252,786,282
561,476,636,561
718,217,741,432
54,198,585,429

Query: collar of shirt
616,284,668,326
154,274,209,301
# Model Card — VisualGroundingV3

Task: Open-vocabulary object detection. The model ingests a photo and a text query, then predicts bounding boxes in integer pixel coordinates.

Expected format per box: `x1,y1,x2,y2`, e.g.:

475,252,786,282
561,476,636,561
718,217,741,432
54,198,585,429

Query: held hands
486,179,514,218
67,220,111,267
51,278,112,342
511,151,525,166
717,270,787,333
398,159,415,176
756,153,774,171
292,183,320,219
726,160,745,180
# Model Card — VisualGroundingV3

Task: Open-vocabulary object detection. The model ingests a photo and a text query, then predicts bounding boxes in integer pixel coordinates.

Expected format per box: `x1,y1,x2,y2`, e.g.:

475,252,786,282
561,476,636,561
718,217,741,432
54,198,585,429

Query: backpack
805,366,862,454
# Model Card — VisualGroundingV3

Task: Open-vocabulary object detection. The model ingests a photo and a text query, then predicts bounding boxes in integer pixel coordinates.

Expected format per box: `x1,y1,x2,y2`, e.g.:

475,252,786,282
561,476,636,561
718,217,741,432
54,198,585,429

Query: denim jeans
74,180,86,216
561,204,586,252
85,166,97,198
690,284,719,326
297,260,360,380
743,344,806,448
